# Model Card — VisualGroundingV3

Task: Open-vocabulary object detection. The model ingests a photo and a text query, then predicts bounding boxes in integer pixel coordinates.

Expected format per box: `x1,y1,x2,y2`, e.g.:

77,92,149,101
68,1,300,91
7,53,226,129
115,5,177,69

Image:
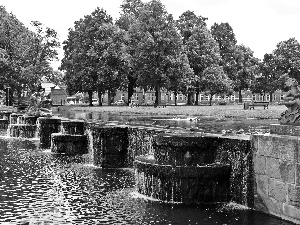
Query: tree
273,38,300,83
177,10,207,104
61,8,128,106
186,26,222,105
211,22,237,86
127,0,189,105
201,65,231,106
177,10,207,44
116,0,144,105
251,53,283,101
167,53,193,105
0,6,60,100
233,44,259,102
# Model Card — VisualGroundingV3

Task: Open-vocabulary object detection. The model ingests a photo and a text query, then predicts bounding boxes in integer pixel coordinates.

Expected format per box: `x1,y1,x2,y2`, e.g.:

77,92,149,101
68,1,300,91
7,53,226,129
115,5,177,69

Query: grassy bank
68,104,286,120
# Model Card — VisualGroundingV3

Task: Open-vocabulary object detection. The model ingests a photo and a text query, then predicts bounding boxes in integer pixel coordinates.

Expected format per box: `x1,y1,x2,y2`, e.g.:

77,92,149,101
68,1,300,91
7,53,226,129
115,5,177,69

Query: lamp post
6,86,11,106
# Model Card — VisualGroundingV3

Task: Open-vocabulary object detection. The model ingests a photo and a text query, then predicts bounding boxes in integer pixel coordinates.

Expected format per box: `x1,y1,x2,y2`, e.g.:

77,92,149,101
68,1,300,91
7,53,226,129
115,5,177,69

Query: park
1,0,300,224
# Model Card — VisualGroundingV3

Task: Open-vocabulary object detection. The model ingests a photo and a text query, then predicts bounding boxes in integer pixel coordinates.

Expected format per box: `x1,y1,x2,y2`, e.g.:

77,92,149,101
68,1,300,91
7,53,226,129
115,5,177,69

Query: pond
55,109,278,135
0,137,293,225
0,110,292,224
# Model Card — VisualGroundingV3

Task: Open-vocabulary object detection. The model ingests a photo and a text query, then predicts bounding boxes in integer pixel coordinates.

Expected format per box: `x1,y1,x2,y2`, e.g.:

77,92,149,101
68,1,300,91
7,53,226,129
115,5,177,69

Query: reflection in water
0,137,293,224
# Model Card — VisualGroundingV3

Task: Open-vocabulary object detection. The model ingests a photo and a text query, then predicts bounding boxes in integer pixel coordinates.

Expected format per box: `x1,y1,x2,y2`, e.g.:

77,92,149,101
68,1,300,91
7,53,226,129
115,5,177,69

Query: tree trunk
270,92,273,102
187,92,193,105
107,91,111,106
155,85,161,106
174,91,177,106
88,90,93,106
238,89,242,103
127,75,136,106
195,90,199,105
97,91,102,106
209,94,213,106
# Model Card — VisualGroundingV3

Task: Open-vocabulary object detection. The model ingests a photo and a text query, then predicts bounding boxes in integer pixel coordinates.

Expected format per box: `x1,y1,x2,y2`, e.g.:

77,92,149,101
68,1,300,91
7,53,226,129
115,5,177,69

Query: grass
68,104,286,120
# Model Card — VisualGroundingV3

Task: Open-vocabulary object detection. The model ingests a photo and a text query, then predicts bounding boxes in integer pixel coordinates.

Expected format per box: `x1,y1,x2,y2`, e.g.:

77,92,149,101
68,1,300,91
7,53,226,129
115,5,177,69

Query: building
48,86,67,106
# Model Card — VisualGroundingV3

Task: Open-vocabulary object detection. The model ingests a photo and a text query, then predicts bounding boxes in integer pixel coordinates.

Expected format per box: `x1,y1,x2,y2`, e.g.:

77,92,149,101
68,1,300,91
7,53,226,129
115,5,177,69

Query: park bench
249,101,269,110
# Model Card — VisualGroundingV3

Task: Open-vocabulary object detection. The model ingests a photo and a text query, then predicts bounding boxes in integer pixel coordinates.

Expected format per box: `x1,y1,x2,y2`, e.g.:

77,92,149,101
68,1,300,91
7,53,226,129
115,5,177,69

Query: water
54,110,278,135
0,136,294,224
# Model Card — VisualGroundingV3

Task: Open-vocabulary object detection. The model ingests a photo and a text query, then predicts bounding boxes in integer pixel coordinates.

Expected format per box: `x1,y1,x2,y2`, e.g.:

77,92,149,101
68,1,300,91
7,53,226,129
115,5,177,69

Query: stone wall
252,133,300,223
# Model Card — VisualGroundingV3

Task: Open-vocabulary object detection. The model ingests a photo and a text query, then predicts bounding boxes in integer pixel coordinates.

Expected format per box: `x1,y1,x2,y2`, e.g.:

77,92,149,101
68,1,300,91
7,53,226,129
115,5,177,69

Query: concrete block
254,155,266,175
266,157,295,183
288,185,300,207
269,179,288,203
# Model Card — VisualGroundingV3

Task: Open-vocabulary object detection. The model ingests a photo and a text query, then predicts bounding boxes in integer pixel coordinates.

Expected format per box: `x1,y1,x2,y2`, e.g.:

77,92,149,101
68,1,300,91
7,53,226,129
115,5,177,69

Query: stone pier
252,124,300,224
37,117,61,149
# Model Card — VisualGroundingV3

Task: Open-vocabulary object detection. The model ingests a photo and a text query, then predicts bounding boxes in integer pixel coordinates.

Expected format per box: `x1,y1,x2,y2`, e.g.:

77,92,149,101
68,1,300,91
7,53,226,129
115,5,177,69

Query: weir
0,110,299,224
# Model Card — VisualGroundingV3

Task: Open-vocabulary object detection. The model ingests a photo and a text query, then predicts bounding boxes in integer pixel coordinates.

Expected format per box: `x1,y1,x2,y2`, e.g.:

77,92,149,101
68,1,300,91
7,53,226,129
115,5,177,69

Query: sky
1,0,300,70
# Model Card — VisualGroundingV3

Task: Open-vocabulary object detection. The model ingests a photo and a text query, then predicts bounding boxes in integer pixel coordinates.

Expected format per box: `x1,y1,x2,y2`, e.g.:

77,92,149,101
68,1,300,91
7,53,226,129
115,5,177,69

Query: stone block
266,157,295,183
296,164,300,186
269,179,288,203
283,203,300,221
254,155,266,175
256,135,274,156
288,185,300,207
256,175,269,197
276,136,298,162
271,124,300,137
254,194,283,216
251,134,259,152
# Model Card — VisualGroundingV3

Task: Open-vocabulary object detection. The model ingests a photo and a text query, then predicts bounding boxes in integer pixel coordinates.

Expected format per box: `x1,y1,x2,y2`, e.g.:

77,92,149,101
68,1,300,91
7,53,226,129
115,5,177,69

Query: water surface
0,137,294,224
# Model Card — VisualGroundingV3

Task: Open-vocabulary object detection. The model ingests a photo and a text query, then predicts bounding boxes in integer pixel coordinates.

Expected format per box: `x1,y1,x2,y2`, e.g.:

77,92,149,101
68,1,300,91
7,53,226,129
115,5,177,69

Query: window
273,95,277,101
280,95,284,100
161,94,164,100
253,95,256,101
200,94,203,101
179,94,183,101
121,94,125,100
266,95,270,101
135,93,139,100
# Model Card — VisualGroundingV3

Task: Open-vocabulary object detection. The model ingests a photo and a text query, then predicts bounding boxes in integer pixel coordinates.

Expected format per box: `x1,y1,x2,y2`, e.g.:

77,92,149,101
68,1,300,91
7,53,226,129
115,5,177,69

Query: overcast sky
2,0,300,70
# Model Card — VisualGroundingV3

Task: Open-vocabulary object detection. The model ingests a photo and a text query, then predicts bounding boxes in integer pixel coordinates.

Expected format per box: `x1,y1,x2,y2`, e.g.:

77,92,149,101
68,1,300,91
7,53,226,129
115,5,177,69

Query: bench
249,101,269,110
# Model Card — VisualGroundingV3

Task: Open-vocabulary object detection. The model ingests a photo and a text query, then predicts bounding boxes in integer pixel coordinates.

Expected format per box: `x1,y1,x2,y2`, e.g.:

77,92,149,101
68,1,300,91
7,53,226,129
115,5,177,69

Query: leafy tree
116,0,144,105
177,10,207,44
251,53,283,101
45,69,65,86
177,10,207,104
61,8,128,106
201,65,231,105
211,22,237,86
186,26,222,105
0,6,60,103
167,53,193,105
233,44,259,102
273,38,300,83
127,0,189,105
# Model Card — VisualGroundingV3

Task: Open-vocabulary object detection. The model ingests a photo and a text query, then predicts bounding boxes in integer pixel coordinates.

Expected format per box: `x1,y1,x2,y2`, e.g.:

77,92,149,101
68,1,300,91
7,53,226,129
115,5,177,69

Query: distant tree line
1,1,300,106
